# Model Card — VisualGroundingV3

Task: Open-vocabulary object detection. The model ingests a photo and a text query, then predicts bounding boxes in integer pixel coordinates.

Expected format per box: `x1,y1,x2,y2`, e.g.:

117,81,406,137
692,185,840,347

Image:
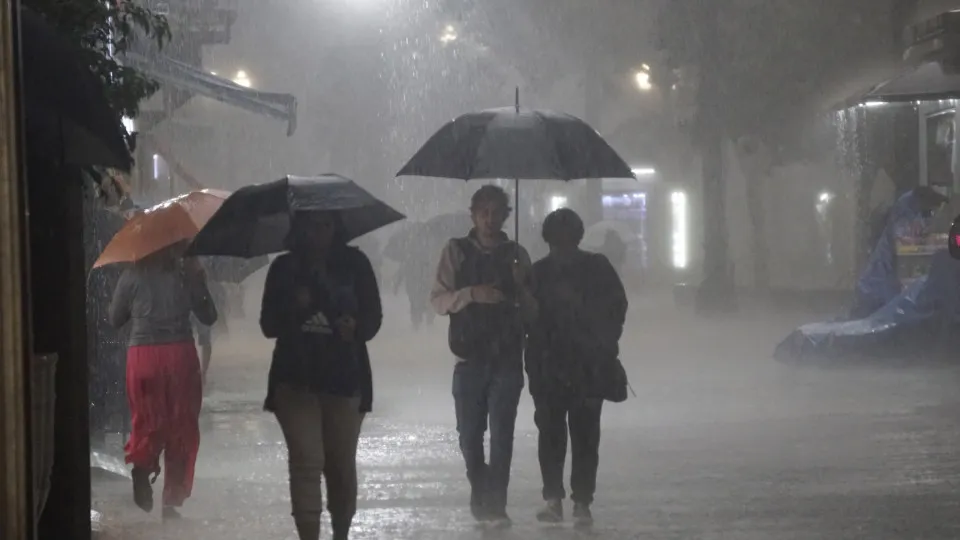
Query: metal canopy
124,52,298,136
859,61,960,104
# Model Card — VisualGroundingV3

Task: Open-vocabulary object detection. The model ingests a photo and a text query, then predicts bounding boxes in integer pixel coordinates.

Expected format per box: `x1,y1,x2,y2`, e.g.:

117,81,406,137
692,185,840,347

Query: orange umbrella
93,189,231,268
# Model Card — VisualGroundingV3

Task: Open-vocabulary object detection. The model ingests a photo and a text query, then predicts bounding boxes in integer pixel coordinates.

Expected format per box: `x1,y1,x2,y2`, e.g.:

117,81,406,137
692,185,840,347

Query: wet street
93,295,960,539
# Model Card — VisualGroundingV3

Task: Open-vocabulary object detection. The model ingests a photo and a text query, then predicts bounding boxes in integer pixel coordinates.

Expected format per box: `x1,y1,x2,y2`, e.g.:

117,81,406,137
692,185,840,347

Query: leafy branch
24,0,171,147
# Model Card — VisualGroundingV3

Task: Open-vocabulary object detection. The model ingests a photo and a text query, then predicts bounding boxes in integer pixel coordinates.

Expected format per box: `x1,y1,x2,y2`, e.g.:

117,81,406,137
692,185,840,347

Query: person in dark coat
260,210,382,540
526,208,628,527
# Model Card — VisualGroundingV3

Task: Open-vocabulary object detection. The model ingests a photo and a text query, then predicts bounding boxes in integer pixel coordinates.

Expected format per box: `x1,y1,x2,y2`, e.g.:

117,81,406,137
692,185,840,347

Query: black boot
332,517,352,540
131,467,154,513
293,518,321,540
468,464,490,522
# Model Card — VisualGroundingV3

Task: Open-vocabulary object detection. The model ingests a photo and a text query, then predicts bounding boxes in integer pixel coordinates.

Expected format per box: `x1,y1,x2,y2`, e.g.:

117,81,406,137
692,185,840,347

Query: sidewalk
92,295,960,538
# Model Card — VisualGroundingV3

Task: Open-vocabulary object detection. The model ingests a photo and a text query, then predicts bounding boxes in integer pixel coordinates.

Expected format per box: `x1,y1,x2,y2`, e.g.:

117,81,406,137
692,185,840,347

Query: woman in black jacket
260,211,382,540
526,208,627,528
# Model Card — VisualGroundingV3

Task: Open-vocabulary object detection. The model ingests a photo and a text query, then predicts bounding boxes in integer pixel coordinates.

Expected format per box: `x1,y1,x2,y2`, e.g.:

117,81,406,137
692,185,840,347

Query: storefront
843,5,960,291
594,171,690,285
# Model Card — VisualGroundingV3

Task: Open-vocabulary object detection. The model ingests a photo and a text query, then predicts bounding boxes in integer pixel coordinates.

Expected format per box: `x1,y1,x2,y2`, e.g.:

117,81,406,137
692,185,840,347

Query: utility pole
0,1,32,539
695,0,737,313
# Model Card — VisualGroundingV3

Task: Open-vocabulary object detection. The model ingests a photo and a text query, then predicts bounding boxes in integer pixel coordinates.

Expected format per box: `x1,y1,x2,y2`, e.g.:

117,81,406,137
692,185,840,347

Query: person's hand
470,284,504,304
336,315,357,341
511,261,529,288
295,287,312,308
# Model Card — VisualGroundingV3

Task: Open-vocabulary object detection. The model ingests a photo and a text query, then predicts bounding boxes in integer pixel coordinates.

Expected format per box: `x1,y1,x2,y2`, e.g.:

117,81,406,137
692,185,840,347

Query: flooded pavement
92,296,960,539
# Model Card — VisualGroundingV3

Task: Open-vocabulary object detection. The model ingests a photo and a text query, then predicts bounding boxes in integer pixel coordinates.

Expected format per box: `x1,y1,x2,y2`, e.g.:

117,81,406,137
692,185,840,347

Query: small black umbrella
21,8,132,170
187,174,406,258
396,90,634,240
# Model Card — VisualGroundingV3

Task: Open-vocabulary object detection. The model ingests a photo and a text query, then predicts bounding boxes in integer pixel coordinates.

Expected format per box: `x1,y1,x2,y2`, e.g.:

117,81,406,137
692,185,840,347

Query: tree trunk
746,175,770,291
737,137,771,291
695,1,736,313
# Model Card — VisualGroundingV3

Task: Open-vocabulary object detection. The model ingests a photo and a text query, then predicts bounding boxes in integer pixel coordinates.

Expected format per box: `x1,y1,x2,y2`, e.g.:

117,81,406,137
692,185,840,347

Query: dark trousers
452,360,523,513
534,393,603,504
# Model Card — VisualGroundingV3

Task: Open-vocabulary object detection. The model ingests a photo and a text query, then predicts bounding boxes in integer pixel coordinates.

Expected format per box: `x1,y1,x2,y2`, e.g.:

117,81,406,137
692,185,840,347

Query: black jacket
260,246,382,412
526,251,627,397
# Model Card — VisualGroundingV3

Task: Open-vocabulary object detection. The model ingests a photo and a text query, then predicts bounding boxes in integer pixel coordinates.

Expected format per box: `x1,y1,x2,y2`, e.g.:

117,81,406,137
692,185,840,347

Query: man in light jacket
431,185,537,528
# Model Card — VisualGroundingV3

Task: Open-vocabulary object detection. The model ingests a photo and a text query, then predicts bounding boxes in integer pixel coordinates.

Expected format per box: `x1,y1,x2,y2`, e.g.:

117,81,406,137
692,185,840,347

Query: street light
548,195,568,212
632,167,656,177
439,24,458,44
634,69,652,92
233,69,252,88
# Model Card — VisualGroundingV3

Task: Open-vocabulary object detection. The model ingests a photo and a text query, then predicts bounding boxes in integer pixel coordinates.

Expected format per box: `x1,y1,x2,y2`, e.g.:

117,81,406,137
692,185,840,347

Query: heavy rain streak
22,0,960,538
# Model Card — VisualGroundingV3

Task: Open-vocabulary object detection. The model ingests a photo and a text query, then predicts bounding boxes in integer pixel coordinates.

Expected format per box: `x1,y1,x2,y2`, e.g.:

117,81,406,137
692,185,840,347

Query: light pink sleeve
431,239,474,315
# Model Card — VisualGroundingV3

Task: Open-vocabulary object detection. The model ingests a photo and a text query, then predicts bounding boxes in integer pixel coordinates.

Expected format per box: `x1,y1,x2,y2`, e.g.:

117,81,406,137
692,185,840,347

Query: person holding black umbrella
259,210,382,540
431,184,538,528
186,175,401,540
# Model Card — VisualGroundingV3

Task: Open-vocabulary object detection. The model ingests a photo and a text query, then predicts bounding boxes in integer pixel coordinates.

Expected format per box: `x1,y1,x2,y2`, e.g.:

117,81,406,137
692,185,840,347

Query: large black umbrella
396,91,634,239
20,8,132,170
187,174,406,258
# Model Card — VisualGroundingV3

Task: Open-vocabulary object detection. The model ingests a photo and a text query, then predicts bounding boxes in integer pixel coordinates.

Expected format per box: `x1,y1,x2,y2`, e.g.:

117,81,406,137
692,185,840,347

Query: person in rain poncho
260,211,382,540
851,187,947,319
431,185,538,528
108,243,217,519
526,208,628,527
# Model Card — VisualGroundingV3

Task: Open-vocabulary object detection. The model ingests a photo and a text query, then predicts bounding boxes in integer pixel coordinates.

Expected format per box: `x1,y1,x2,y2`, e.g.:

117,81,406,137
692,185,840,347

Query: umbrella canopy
187,174,406,258
93,190,230,268
21,9,132,171
383,214,470,263
424,212,472,238
396,107,635,181
383,222,424,262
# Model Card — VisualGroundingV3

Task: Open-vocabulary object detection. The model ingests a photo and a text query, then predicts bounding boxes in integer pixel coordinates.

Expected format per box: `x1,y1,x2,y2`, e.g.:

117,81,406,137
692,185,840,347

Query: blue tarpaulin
123,52,298,136
775,250,960,363
852,190,933,317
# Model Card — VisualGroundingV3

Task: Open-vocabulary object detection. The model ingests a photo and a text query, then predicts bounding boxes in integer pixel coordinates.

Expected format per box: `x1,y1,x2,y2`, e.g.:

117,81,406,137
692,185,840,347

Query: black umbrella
187,174,406,258
396,90,634,240
21,8,132,170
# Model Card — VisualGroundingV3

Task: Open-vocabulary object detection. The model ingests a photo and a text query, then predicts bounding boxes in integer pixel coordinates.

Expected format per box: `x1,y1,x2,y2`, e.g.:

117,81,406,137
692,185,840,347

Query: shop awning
123,52,298,136
852,61,960,105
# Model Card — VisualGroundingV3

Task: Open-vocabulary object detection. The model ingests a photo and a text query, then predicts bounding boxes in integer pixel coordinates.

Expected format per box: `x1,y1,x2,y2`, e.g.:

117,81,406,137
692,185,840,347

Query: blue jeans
452,360,524,515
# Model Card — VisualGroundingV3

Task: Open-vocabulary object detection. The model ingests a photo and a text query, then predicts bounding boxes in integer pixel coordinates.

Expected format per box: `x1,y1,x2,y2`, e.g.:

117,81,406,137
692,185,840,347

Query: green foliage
24,0,171,145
